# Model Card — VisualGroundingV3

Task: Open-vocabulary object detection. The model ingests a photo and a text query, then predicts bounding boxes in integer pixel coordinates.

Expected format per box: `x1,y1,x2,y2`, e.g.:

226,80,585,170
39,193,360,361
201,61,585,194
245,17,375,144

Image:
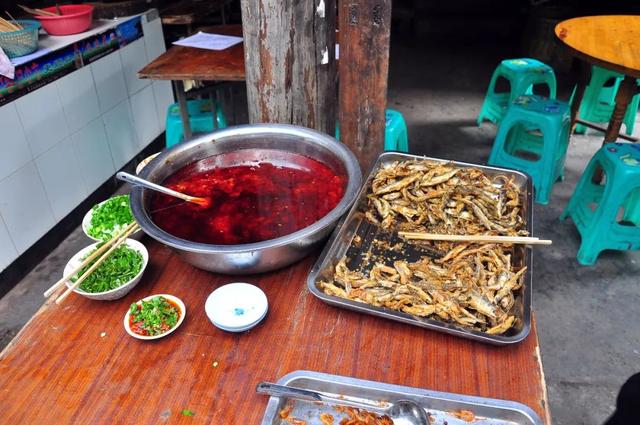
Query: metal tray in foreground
260,370,543,424
307,152,534,345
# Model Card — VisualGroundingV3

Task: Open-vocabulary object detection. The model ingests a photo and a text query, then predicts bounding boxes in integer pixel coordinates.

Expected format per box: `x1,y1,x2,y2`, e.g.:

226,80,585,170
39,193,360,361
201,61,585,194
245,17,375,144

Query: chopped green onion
87,195,134,241
72,244,143,293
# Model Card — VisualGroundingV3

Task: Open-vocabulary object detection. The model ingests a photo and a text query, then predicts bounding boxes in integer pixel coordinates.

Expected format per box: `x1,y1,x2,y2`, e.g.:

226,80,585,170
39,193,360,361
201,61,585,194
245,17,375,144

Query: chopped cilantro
73,245,143,293
181,409,195,417
130,296,180,336
87,195,134,241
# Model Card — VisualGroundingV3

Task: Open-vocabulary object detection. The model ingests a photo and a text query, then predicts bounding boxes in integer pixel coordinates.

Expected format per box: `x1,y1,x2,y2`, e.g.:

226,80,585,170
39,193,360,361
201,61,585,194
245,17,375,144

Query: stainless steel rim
130,124,362,254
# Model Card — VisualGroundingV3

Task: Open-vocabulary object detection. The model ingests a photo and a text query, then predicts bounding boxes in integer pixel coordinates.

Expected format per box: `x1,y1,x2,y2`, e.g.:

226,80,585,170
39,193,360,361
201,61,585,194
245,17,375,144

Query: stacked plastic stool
383,109,409,152
488,95,570,205
560,143,640,265
165,99,228,148
571,65,640,136
335,108,409,152
477,58,557,125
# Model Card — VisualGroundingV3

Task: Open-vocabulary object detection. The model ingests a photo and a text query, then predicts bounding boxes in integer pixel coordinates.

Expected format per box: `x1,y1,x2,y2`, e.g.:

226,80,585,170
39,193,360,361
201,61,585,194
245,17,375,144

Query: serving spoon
256,382,430,425
116,171,211,208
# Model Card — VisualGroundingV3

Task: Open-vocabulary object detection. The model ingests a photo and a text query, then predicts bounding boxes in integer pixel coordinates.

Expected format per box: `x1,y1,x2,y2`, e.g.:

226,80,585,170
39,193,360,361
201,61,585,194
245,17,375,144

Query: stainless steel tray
307,152,534,345
260,370,543,425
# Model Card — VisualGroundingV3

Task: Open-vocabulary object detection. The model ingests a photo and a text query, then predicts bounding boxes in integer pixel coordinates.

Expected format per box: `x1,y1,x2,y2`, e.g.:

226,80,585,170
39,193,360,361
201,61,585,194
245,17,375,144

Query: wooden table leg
603,75,637,144
173,80,192,140
229,84,236,124
570,62,590,132
209,90,218,130
592,75,637,183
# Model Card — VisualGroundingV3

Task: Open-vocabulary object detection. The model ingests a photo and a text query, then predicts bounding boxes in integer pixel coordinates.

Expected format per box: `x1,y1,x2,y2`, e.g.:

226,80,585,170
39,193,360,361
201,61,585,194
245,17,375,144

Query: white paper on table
173,32,243,51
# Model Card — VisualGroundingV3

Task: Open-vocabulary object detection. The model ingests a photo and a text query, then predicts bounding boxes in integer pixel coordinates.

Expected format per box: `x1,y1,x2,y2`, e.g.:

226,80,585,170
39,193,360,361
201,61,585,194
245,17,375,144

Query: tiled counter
0,11,174,272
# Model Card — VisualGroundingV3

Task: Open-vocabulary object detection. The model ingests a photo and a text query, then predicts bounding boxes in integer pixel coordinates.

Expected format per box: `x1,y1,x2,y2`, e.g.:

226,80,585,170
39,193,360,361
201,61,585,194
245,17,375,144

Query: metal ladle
116,171,211,208
256,382,430,425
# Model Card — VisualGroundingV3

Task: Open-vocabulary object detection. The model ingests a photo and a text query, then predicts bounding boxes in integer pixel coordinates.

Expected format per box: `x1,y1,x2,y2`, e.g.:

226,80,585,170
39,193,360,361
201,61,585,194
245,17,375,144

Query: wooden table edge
554,18,640,79
532,312,553,425
137,73,246,82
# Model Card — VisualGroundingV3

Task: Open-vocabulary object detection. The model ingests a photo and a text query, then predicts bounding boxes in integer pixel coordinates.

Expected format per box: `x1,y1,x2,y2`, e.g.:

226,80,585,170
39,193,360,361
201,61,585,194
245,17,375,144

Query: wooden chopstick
4,12,21,29
0,16,20,32
55,223,140,305
44,221,138,298
398,231,552,245
17,4,59,17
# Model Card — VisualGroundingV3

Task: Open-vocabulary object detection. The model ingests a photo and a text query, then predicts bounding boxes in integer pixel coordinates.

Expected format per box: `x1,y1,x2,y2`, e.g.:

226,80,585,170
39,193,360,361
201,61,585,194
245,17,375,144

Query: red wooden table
0,239,551,424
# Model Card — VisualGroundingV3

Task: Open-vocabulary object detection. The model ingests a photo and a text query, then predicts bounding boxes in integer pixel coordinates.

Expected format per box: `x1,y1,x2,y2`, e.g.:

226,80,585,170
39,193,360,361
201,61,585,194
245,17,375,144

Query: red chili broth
129,299,181,337
149,154,346,245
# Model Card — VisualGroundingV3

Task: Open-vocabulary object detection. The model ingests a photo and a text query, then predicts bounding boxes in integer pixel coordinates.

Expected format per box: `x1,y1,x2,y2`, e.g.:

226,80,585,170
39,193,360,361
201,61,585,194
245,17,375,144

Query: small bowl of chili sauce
124,294,186,340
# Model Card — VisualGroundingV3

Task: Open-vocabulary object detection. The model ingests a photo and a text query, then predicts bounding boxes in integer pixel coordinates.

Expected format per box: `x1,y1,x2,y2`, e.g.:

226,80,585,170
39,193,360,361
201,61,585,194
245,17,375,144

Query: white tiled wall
92,51,128,114
103,99,138,169
143,16,165,62
16,82,70,158
71,117,115,191
0,12,174,272
0,163,56,254
57,65,101,134
153,81,173,131
0,216,18,271
130,85,160,148
35,138,88,221
120,38,151,95
0,103,31,182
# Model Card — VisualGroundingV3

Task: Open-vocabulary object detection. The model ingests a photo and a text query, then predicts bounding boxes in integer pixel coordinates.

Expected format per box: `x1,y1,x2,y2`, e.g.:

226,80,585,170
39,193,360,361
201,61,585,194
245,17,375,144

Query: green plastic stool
477,58,557,126
335,109,409,152
570,66,640,136
488,95,570,205
165,99,228,148
560,143,640,265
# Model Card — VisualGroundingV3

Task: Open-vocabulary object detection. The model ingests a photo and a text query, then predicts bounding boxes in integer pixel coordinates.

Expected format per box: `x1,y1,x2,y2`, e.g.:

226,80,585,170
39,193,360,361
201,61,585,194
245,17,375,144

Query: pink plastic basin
36,5,94,36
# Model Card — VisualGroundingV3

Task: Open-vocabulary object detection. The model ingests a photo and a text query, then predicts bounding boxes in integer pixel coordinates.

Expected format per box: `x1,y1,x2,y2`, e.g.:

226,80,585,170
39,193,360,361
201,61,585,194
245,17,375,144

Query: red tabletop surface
138,24,245,81
0,239,550,424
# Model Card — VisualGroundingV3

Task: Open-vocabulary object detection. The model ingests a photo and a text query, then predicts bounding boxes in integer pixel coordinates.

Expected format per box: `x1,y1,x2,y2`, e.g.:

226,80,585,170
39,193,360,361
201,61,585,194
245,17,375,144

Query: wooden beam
338,0,392,172
240,0,337,134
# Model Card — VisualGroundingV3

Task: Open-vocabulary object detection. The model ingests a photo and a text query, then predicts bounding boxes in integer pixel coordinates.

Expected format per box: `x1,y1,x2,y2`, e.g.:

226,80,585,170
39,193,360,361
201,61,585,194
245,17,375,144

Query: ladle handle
116,171,199,203
256,382,322,402
256,382,380,410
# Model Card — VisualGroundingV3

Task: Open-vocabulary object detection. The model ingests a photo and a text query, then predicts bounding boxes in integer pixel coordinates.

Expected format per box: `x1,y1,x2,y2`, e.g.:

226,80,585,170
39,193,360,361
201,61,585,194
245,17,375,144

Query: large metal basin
130,124,362,274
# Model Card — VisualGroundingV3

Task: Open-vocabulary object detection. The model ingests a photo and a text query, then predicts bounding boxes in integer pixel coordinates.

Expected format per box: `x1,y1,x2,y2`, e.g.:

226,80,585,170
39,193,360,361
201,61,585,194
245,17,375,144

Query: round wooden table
555,15,640,143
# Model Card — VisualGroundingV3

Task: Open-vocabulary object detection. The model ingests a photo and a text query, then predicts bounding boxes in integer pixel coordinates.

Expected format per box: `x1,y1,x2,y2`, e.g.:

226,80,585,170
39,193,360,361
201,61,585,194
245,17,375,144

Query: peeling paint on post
240,0,337,134
339,1,392,172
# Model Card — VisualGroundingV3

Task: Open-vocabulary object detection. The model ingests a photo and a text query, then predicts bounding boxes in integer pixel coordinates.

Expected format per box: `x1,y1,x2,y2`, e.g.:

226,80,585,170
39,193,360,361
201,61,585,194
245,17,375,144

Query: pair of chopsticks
17,4,60,17
43,221,140,304
398,231,552,246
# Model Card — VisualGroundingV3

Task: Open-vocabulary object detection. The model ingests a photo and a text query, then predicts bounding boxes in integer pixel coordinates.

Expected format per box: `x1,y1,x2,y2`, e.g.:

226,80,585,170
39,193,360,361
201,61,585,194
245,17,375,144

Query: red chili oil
149,153,346,245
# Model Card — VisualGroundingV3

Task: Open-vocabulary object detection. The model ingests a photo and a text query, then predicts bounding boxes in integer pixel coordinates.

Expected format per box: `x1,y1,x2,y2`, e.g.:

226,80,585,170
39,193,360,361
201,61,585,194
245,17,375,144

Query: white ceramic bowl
64,238,148,301
124,294,186,340
83,195,142,242
136,152,160,175
205,283,268,332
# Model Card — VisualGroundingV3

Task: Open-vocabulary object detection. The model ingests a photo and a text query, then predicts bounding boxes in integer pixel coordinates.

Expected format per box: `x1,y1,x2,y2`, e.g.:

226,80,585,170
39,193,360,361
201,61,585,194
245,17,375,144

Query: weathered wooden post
240,0,337,134
338,1,392,171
